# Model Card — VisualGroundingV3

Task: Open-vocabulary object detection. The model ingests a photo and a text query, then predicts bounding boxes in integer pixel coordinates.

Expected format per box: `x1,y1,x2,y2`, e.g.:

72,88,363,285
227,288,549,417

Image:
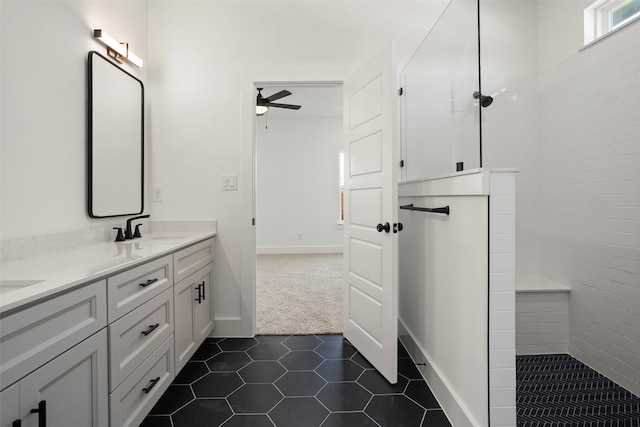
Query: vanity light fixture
256,105,269,116
93,29,144,68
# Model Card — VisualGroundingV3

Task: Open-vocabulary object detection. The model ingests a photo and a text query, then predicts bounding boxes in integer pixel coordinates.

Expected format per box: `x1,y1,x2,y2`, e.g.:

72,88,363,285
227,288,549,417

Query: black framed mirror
88,50,144,218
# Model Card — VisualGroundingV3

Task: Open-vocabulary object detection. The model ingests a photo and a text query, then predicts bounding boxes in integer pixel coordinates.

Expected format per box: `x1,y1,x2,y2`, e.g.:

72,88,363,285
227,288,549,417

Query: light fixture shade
126,50,144,68
93,29,143,68
256,105,269,116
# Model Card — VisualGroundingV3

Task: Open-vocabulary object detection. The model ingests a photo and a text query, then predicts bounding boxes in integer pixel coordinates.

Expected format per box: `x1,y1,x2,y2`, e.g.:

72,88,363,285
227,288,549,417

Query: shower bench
515,276,571,355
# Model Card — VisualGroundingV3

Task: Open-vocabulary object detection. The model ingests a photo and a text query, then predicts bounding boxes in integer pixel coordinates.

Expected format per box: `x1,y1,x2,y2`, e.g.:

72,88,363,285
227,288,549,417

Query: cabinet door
193,263,215,344
0,383,19,427
173,276,197,373
19,329,108,427
173,263,214,373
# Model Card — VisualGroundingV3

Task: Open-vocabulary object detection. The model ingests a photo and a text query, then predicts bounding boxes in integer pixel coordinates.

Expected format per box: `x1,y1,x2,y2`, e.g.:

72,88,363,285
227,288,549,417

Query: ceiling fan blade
265,90,292,102
269,102,302,110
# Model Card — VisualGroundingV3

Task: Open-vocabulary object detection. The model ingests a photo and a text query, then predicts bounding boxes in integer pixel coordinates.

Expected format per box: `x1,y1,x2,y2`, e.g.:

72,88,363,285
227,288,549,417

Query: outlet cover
222,174,237,191
153,185,163,202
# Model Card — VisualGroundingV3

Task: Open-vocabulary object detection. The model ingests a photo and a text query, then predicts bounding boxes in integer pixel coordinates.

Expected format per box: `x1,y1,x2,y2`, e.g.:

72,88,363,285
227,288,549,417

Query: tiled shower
399,0,640,425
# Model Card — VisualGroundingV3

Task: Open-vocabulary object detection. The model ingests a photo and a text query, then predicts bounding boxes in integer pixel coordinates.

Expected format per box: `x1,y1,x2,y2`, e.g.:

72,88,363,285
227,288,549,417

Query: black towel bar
400,204,450,215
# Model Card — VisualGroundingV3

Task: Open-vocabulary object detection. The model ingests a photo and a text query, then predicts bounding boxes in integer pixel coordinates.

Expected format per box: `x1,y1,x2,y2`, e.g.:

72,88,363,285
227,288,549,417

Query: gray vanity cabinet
173,240,215,373
0,281,109,427
0,384,19,427
0,235,216,427
106,255,175,427
174,262,215,372
18,330,108,427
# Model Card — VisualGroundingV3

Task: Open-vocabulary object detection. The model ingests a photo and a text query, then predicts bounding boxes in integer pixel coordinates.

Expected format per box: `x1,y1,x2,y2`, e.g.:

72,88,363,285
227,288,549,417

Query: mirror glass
88,51,144,217
400,0,481,181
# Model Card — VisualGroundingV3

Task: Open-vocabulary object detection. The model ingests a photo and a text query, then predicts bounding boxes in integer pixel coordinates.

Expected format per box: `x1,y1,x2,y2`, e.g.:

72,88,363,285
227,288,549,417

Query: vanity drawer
107,255,173,322
173,239,214,283
109,334,174,427
0,280,107,389
108,288,173,392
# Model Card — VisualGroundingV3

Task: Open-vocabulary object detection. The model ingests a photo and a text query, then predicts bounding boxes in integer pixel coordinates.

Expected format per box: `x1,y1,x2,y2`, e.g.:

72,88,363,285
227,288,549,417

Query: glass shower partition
400,0,481,181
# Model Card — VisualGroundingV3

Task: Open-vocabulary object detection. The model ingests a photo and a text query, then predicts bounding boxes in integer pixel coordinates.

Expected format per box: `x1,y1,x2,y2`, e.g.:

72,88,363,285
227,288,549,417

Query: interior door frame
240,71,346,337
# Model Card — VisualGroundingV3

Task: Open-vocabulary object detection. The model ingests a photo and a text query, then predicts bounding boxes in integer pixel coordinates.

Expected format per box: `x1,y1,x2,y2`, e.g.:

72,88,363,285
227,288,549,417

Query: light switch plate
153,186,163,202
222,174,237,191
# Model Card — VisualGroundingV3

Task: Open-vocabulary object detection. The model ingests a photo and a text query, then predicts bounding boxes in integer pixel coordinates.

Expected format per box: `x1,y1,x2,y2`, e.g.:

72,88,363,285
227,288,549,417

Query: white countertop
0,231,216,315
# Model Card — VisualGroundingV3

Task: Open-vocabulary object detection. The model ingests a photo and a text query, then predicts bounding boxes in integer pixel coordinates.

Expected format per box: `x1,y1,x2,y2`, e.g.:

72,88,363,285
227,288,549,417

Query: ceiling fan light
256,105,269,116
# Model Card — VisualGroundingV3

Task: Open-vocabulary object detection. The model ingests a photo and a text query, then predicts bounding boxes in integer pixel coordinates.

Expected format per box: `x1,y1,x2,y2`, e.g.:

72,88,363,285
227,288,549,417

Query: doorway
254,83,344,335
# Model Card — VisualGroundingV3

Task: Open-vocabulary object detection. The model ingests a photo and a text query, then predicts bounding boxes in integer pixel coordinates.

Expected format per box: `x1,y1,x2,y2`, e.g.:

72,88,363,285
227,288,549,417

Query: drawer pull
195,282,205,303
29,400,46,427
13,420,21,427
201,281,206,300
142,376,161,394
140,278,159,288
141,323,160,336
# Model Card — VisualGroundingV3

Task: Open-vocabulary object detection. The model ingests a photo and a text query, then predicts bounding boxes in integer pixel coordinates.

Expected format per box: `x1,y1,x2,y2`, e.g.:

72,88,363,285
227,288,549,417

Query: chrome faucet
125,214,150,240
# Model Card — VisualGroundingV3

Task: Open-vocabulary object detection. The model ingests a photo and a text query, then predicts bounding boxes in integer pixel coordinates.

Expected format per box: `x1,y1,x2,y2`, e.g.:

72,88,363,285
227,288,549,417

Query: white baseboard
210,317,251,338
398,319,478,427
256,246,343,255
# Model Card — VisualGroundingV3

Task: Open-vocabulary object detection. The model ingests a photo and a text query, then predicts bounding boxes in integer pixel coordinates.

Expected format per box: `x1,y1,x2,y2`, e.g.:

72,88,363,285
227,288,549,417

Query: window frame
584,0,640,45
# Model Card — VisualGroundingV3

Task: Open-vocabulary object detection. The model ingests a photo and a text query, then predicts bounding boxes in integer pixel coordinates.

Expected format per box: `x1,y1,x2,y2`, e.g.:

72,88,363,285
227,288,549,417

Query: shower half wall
398,170,517,427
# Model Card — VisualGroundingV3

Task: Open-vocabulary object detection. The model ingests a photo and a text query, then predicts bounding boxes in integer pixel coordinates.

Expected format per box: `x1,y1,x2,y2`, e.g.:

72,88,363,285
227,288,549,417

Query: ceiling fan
256,88,302,115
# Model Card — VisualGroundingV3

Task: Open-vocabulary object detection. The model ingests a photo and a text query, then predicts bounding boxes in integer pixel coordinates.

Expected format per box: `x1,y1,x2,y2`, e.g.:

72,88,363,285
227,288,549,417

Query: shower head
473,91,494,108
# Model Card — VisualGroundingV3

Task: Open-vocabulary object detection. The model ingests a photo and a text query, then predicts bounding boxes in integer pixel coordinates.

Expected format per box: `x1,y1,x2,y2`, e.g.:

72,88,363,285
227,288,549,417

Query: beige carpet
256,253,343,335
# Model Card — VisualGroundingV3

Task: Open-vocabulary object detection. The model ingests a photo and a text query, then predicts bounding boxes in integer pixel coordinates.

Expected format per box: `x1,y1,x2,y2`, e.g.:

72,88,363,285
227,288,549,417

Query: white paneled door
343,43,398,384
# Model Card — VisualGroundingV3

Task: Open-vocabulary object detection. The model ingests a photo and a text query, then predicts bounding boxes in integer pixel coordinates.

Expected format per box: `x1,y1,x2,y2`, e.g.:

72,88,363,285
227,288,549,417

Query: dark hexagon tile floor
142,335,452,427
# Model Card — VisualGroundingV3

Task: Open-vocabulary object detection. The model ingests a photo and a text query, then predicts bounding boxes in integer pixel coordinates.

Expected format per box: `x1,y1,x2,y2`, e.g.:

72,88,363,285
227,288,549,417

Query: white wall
256,116,343,254
539,21,640,394
398,171,518,427
0,1,447,334
0,0,148,241
146,0,448,335
399,191,489,427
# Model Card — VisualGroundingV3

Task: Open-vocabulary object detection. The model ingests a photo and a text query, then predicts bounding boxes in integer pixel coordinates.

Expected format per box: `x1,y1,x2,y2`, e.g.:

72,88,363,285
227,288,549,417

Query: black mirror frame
87,50,144,218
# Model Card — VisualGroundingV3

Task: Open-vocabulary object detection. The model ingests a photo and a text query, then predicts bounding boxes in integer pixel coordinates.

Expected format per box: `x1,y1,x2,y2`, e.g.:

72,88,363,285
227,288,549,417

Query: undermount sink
0,279,45,295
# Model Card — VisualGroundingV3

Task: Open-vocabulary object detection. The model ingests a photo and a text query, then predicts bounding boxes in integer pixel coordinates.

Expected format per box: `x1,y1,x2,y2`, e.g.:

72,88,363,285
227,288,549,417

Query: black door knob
376,222,390,233
393,223,404,233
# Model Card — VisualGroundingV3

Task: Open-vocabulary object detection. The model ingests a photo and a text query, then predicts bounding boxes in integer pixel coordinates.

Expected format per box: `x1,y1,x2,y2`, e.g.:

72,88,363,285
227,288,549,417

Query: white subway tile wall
480,0,639,398
489,172,518,426
538,21,640,395
516,291,570,355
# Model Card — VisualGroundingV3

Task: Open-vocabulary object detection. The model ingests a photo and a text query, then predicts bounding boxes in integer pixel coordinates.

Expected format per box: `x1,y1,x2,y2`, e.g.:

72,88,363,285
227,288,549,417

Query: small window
584,0,640,44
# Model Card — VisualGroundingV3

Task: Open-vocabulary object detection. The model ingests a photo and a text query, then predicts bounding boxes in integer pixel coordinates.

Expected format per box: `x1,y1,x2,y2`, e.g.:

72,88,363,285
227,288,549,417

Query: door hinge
399,87,404,96
400,160,405,168
252,218,255,226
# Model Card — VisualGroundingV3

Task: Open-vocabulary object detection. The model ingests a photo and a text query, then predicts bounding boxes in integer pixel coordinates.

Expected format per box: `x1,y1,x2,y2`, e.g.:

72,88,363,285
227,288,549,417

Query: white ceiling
257,85,343,118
